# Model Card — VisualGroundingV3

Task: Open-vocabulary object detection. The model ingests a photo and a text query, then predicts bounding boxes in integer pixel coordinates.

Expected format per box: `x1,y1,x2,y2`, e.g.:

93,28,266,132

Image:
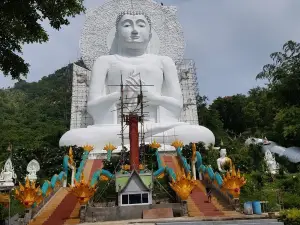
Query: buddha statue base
0,181,14,188
59,122,215,151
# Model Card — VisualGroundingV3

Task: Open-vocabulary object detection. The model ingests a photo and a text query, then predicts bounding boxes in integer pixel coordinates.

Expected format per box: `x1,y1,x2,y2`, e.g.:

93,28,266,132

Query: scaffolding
177,59,199,125
70,58,200,130
108,74,151,166
70,63,93,129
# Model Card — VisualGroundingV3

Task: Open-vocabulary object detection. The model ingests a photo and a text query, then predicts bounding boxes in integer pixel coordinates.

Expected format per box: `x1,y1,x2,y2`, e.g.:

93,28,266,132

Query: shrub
279,209,300,225
281,193,300,209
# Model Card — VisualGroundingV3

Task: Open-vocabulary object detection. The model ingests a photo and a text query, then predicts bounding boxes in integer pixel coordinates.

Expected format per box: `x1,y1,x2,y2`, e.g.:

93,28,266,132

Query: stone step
64,218,80,225
29,188,69,225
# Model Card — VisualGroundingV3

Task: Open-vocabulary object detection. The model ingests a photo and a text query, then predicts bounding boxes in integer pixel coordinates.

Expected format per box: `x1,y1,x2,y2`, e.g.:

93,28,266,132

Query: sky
1,0,300,102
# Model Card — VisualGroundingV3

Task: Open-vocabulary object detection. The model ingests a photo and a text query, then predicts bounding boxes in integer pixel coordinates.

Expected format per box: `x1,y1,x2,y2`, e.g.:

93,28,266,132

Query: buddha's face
116,14,152,49
220,149,227,157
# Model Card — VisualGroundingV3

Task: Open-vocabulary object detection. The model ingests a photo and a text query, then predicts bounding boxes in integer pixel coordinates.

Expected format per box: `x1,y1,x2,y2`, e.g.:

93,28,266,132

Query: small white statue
264,150,279,174
26,160,40,181
217,149,232,173
0,158,17,187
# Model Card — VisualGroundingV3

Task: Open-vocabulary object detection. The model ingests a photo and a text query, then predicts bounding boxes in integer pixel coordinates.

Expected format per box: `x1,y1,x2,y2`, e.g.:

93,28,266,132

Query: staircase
161,155,241,218
42,191,79,225
29,159,103,225
157,219,284,225
163,155,178,174
29,188,69,225
188,182,223,217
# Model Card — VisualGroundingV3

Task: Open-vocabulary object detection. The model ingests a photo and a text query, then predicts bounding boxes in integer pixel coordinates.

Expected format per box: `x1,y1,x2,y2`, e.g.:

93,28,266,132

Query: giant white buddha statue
59,2,215,150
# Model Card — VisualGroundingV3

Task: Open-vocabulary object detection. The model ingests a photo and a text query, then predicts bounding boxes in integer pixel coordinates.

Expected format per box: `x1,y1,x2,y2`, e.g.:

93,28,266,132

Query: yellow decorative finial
149,140,161,149
68,173,96,205
69,147,73,157
103,143,117,151
68,147,74,165
139,164,145,170
121,164,131,171
222,164,246,198
83,145,94,152
169,173,197,200
14,177,43,208
103,143,117,161
191,143,196,162
100,175,109,181
171,139,184,149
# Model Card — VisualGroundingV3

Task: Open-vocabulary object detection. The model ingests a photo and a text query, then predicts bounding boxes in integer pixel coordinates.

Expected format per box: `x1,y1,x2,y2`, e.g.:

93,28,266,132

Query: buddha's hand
124,73,160,104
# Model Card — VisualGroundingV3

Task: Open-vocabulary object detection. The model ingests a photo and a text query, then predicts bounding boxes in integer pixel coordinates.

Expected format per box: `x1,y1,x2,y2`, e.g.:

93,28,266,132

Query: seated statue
217,149,232,173
59,9,215,150
26,160,40,181
0,158,17,186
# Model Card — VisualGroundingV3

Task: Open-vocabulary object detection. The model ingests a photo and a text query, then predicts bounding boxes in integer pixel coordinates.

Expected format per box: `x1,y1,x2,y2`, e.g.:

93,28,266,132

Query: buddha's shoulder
146,54,175,63
94,55,115,62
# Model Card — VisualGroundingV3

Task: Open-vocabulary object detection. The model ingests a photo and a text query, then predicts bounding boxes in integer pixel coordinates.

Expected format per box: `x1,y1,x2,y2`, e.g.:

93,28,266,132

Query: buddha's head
220,148,227,157
115,11,152,50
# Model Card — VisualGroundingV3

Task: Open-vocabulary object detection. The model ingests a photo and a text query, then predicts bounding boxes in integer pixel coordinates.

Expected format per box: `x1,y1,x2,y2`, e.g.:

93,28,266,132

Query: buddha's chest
107,58,164,86
219,157,230,166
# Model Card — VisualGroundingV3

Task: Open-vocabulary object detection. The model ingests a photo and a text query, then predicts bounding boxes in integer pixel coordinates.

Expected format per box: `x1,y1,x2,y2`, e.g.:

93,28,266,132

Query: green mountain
0,64,73,152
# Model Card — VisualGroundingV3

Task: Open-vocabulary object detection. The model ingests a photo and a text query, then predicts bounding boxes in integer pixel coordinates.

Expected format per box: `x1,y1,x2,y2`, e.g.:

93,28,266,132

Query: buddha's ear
149,32,152,40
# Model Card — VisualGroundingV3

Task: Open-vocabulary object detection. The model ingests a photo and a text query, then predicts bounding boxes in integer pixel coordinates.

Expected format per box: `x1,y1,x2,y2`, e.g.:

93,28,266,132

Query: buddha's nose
132,29,138,35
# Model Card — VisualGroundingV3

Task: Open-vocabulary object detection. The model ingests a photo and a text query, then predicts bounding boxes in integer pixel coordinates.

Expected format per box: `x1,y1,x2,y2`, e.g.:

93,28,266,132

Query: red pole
129,114,139,171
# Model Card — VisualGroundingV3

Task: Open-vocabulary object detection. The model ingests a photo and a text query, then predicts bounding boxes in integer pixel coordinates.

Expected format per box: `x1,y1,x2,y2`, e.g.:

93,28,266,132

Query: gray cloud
1,0,300,102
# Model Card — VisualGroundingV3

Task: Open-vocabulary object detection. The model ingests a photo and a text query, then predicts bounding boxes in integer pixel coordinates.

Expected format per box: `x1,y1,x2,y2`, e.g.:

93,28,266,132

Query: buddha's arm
154,56,183,117
87,56,119,122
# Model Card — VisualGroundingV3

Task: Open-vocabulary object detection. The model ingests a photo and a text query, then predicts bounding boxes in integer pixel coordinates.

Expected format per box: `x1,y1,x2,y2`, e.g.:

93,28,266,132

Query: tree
256,40,300,107
0,0,85,79
273,107,300,146
210,94,248,135
243,87,278,137
196,95,227,145
256,40,300,146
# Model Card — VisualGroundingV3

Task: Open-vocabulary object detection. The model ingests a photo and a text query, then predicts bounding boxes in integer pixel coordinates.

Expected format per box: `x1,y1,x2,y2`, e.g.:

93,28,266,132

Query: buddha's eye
137,23,146,28
123,23,131,27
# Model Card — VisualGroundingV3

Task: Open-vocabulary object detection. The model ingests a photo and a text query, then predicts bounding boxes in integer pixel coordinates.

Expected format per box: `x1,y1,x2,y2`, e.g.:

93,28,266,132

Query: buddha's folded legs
59,122,185,149
145,124,215,147
59,123,215,150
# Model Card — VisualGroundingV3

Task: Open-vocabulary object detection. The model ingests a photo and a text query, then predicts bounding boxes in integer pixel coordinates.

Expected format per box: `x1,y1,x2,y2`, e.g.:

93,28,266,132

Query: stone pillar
129,114,139,171
71,166,75,187
181,201,188,216
23,209,32,224
199,172,203,181
191,161,196,180
63,179,67,188
80,205,87,223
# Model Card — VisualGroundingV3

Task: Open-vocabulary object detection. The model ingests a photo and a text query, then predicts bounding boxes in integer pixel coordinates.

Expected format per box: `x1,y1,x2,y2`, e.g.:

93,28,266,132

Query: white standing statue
26,160,40,181
0,158,17,187
264,150,279,175
217,149,232,173
59,0,215,150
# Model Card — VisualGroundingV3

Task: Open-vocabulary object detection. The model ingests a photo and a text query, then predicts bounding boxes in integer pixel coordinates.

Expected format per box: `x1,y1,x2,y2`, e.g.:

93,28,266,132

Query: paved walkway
78,214,271,225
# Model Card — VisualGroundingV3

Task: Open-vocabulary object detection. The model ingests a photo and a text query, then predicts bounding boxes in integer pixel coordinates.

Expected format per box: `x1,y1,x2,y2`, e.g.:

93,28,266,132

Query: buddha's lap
59,123,215,146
